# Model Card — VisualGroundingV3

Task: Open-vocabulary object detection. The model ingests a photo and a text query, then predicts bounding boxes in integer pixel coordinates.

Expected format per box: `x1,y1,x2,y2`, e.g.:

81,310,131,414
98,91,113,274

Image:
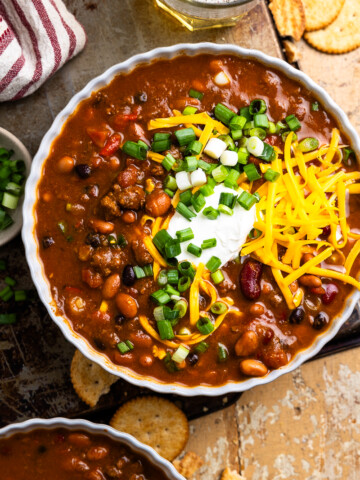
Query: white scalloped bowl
22,43,360,397
0,417,185,480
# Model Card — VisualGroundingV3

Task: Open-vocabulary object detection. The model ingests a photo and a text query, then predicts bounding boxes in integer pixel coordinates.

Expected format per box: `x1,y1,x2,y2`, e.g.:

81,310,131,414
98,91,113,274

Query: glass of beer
154,0,254,31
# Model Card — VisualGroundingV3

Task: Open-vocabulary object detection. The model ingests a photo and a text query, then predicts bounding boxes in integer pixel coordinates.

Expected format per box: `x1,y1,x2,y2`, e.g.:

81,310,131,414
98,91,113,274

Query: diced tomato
99,133,122,156
86,127,109,147
113,113,138,129
91,309,111,325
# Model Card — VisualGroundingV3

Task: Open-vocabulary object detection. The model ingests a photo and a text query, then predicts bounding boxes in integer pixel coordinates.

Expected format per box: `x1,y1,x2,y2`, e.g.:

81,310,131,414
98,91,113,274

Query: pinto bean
240,260,263,300
139,354,154,367
82,268,103,289
249,303,264,316
89,219,114,234
115,293,138,318
102,274,120,299
145,190,171,217
302,252,314,264
57,155,75,173
122,210,136,224
68,433,91,447
87,446,109,461
117,165,139,188
235,331,259,356
240,359,268,377
299,274,322,288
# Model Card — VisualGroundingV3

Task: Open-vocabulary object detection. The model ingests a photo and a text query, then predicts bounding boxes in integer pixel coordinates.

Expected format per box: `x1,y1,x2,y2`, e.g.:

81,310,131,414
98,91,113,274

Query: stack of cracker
269,0,360,54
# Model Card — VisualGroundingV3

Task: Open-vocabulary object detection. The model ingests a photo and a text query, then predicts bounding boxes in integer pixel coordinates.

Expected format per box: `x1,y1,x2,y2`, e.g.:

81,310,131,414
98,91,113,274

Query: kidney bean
102,273,120,299
87,446,109,461
122,210,136,224
321,225,331,237
115,293,138,318
289,306,305,324
89,219,114,234
117,165,138,188
240,260,263,300
299,275,322,288
240,359,268,377
302,252,315,264
68,433,91,447
145,190,171,217
322,283,338,305
310,286,326,295
249,303,265,316
262,348,288,369
313,311,329,330
122,265,136,286
235,331,259,356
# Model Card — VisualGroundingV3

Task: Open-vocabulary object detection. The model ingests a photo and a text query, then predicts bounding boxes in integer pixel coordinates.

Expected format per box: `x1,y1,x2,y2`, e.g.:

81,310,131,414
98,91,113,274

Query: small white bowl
0,417,185,480
0,127,31,246
22,43,360,397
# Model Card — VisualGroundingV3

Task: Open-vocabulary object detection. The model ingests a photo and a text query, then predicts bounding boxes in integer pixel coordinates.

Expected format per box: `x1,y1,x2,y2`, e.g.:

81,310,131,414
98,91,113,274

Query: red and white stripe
0,0,86,102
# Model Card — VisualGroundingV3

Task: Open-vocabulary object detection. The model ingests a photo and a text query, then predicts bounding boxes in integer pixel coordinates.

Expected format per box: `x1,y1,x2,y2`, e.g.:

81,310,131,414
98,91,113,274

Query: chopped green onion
137,140,149,151
217,134,236,150
224,169,240,190
133,266,145,279
185,140,202,156
165,240,181,258
157,320,174,340
203,206,219,220
198,160,212,172
0,211,14,231
187,243,202,257
343,148,354,165
164,284,180,297
176,227,194,243
179,190,192,206
152,138,171,153
178,261,196,279
183,106,198,115
254,113,269,129
231,129,243,141
297,137,319,153
243,163,261,181
211,269,225,284
191,191,206,212
238,191,257,210
164,352,179,373
189,88,204,100
0,285,13,301
150,289,171,305
219,192,236,208
174,299,188,318
199,184,214,196
117,341,133,354
237,148,249,165
157,270,168,286
239,106,252,122
196,316,214,335
229,115,247,131
172,345,190,363
249,127,267,140
165,188,174,198
285,114,301,131
5,276,16,287
153,229,173,253
195,341,209,353
217,343,228,362
178,276,191,292
176,202,197,221
201,238,217,249
275,121,287,133
264,168,280,183
311,101,319,111
175,128,196,146
212,165,229,183
162,153,176,171
249,228,262,239
118,234,127,248
207,177,217,188
2,192,18,209
211,302,227,315
268,121,276,134
206,256,221,273
214,103,236,126
122,140,147,160
218,204,233,216
153,132,171,141
167,269,179,284
0,313,16,324
258,142,275,162
249,99,267,115
184,156,198,172
6,182,22,196
143,264,153,277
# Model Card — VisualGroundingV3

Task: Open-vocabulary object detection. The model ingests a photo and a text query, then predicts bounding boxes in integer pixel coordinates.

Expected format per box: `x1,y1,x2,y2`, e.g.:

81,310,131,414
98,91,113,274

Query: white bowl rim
22,42,360,397
0,417,185,480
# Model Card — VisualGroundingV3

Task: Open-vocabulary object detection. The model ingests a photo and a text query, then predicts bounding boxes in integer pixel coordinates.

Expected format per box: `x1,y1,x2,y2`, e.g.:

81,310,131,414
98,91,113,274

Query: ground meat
150,163,165,177
101,192,122,217
90,246,127,276
113,184,145,210
132,239,153,266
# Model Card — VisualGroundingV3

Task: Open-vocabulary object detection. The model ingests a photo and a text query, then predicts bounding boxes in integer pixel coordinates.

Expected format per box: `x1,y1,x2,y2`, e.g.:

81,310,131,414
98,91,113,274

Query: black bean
93,338,106,351
134,91,147,103
187,352,199,366
42,236,55,249
289,306,305,324
114,314,125,326
85,233,101,248
75,163,92,179
313,312,328,330
122,265,136,286
38,445,47,454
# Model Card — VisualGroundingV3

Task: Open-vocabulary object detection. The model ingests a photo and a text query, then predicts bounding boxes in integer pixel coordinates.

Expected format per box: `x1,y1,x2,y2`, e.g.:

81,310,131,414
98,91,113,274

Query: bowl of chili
22,43,360,396
0,417,185,479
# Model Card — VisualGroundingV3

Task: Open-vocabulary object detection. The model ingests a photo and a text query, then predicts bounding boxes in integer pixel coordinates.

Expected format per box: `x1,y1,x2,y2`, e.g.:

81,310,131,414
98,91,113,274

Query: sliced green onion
150,289,171,305
0,285,13,301
153,132,171,141
153,229,173,253
218,204,233,216
217,343,228,362
157,270,168,286
249,99,267,115
157,320,174,340
198,160,212,173
152,138,171,153
133,266,145,279
207,177,217,188
203,206,219,220
175,128,196,146
189,88,204,100
264,168,280,182
239,106,252,122
178,261,196,279
118,234,127,248
243,163,261,181
179,189,192,206
165,188,174,198
229,115,247,131
343,148,354,165
238,191,257,210
172,345,190,363
196,316,214,335
214,103,236,126
167,269,179,284
297,137,319,152
195,341,209,353
0,313,16,324
211,302,227,315
164,284,180,297
176,202,197,221
176,227,194,243
162,153,176,171
5,182,22,196
258,142,275,162
211,269,225,284
143,264,153,277
231,129,243,141
183,106,198,115
285,114,301,131
254,113,269,129
311,101,319,111
187,243,202,257
206,256,221,273
185,140,202,156
165,240,181,258
201,238,217,249
164,352,178,373
174,299,188,318
219,192,236,208
268,121,276,134
199,184,214,197
237,148,249,165
5,276,16,287
178,276,191,292
217,134,236,150
2,192,18,209
191,191,206,213
249,127,267,140
249,227,262,239
224,169,240,190
122,140,147,160
212,165,229,183
117,341,132,354
184,156,198,172
275,121,287,133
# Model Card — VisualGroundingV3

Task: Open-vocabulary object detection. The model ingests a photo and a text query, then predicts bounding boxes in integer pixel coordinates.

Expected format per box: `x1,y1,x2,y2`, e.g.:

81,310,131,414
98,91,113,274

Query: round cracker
71,350,118,407
110,396,189,461
304,0,360,53
303,0,345,32
269,0,306,41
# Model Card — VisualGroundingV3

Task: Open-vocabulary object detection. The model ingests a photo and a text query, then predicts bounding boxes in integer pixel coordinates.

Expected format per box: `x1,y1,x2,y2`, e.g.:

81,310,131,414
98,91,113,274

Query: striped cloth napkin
0,0,86,102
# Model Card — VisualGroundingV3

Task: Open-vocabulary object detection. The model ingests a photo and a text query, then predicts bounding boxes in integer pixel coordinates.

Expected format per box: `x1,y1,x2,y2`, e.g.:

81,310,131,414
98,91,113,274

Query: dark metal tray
1,237,360,427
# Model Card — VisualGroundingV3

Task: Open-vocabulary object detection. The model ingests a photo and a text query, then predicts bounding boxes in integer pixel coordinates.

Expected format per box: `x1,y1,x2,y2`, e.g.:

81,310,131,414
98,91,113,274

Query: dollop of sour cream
166,184,256,267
